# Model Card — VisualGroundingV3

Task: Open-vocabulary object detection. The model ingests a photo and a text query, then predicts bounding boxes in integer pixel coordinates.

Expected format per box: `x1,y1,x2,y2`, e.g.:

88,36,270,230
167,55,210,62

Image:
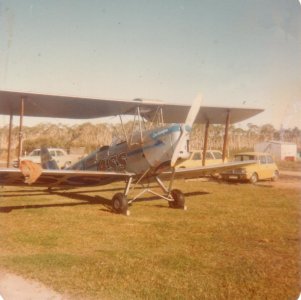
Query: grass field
0,178,300,299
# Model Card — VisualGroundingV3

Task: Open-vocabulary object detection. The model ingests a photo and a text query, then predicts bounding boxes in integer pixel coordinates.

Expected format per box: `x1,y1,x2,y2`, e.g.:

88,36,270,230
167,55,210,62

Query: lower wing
0,168,135,188
161,160,256,180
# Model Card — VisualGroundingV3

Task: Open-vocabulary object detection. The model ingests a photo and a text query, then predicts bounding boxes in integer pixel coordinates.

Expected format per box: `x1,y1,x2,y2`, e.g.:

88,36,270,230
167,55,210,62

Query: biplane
0,90,263,215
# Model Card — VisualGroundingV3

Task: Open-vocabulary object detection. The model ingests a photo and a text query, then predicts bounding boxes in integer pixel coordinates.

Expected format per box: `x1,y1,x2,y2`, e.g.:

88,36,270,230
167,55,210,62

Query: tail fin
40,146,59,170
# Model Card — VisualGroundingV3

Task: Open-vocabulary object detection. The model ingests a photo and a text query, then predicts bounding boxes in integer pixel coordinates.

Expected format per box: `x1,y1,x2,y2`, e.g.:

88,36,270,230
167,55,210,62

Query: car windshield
29,150,40,156
56,150,64,156
192,152,201,160
205,152,214,159
212,151,222,159
234,155,256,161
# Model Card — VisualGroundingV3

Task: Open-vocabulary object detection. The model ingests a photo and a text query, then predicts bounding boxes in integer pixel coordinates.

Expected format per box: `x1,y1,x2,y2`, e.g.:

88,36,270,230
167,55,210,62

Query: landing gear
111,173,187,215
112,193,128,215
155,174,186,210
169,189,185,209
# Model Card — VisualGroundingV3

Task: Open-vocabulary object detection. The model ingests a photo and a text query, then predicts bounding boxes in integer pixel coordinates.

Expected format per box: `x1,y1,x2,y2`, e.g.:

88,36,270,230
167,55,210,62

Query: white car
176,150,225,168
13,148,82,169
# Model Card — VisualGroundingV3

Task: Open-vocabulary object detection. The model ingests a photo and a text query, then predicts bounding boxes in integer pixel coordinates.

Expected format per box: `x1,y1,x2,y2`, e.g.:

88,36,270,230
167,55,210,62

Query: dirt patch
0,271,68,300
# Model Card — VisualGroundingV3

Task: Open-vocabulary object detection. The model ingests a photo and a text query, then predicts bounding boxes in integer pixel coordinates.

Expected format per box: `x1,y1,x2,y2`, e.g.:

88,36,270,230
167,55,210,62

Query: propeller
170,94,203,167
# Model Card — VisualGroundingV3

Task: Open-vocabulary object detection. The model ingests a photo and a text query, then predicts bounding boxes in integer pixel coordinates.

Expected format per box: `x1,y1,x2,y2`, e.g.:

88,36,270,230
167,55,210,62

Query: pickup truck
13,148,82,169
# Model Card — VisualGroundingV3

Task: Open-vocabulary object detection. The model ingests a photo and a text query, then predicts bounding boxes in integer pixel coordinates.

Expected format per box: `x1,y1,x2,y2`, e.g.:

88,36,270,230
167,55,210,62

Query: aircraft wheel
249,172,258,184
112,193,128,214
169,189,185,209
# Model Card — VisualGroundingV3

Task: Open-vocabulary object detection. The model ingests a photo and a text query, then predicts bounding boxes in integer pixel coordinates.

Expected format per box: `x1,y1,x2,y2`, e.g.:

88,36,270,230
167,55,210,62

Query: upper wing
161,161,256,180
0,90,263,124
0,168,135,188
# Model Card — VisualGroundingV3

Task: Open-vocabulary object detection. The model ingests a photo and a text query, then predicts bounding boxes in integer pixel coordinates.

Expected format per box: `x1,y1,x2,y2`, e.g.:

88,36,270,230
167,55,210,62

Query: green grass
0,179,300,299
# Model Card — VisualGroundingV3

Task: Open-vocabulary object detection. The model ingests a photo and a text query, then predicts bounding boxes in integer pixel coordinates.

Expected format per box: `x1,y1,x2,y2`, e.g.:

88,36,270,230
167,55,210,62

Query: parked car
13,148,82,169
221,152,279,183
176,150,225,168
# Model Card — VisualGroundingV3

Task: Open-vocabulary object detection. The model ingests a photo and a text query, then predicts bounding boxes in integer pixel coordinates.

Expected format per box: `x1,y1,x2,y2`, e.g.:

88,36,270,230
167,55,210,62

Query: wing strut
124,167,186,211
17,97,25,166
222,110,231,162
202,120,210,166
7,113,13,167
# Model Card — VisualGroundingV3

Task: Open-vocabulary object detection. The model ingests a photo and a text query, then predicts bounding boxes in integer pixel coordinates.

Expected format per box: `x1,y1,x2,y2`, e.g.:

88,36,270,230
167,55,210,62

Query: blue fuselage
69,123,191,176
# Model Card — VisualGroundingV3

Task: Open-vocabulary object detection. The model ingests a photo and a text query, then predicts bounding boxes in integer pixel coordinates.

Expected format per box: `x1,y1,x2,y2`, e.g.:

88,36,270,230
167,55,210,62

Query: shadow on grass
0,189,209,213
0,188,49,193
0,184,164,198
254,183,274,188
131,190,210,203
215,179,274,188
191,177,278,191
214,179,248,186
0,192,52,198
0,190,112,214
0,186,124,197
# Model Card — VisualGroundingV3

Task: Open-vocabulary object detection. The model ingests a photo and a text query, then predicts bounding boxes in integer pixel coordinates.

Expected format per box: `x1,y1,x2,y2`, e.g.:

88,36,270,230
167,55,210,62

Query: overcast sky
0,0,300,128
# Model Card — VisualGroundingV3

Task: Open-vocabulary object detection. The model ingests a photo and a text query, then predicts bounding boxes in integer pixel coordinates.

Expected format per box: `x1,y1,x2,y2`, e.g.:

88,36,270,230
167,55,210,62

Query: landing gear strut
111,171,187,215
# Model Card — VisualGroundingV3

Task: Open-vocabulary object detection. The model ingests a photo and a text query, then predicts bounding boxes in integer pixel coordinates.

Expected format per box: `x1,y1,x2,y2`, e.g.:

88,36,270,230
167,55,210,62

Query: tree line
192,123,301,152
0,122,300,160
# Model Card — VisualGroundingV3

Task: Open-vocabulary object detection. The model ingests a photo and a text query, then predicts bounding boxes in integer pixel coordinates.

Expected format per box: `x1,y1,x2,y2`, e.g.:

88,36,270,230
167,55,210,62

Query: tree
260,124,276,141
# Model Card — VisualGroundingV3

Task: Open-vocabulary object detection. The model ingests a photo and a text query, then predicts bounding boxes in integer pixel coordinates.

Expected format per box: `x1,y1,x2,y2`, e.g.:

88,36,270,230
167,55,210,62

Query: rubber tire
169,189,185,209
271,170,279,182
249,172,258,184
112,193,128,214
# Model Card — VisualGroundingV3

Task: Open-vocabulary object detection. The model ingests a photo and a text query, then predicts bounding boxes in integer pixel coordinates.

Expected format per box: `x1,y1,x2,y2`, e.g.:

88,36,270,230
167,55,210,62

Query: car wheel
271,170,279,182
249,172,258,184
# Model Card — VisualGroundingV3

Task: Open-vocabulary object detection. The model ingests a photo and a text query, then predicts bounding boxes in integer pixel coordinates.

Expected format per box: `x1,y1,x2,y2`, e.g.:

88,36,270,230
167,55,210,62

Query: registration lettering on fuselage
98,152,127,171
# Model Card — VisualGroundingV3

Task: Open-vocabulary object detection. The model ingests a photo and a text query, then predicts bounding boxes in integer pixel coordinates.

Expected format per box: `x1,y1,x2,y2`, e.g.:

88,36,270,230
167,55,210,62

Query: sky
0,0,301,129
